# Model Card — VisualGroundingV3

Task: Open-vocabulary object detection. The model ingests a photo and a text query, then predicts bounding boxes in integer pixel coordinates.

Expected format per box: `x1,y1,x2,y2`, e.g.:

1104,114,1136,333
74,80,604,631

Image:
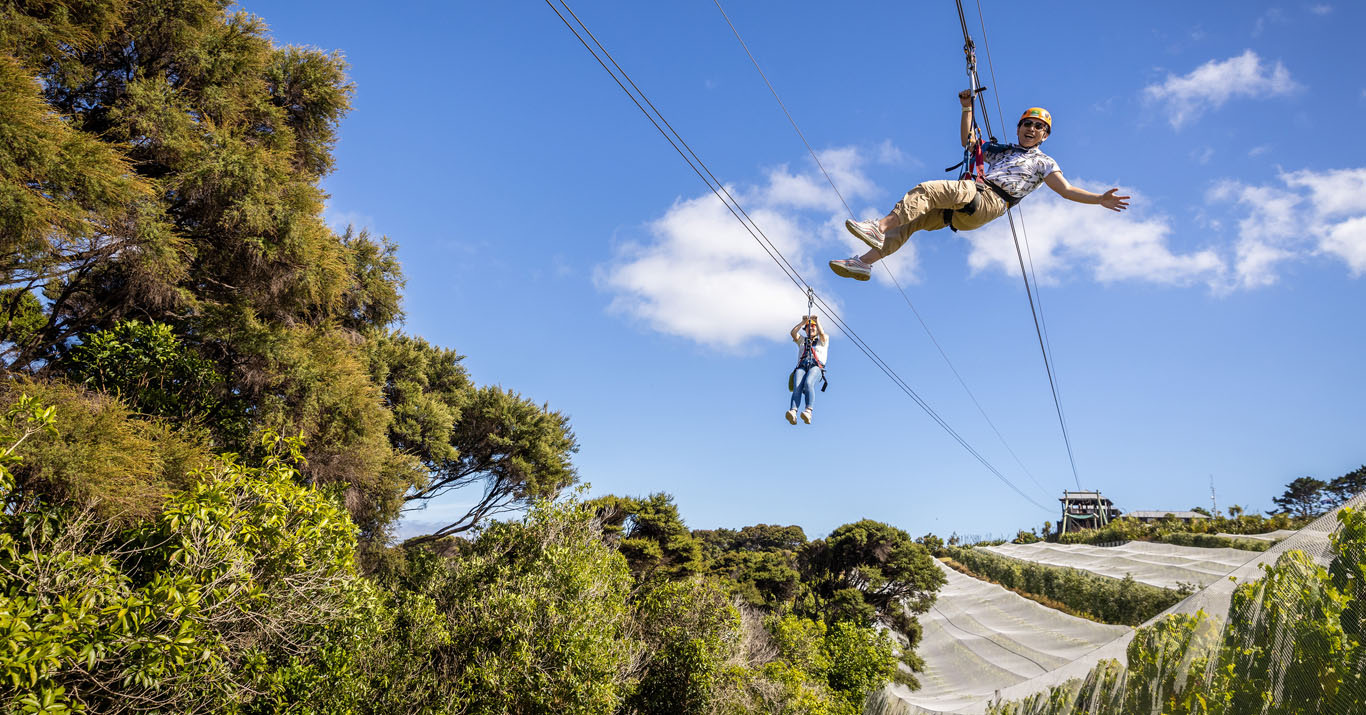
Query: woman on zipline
786,314,828,425
829,90,1130,281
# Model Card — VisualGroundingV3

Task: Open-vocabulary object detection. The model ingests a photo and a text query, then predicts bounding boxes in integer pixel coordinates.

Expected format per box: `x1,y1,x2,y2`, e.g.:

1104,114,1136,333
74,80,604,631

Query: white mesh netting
981,541,1263,590
870,495,1366,715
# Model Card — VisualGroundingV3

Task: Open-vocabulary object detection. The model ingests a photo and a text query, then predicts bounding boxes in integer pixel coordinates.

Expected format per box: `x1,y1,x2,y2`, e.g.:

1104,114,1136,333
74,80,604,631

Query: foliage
915,532,945,555
757,615,899,715
800,520,945,632
696,524,806,610
1273,476,1332,518
383,495,639,714
0,420,372,713
943,546,1182,626
5,379,213,523
1013,528,1042,544
1058,510,1305,549
592,493,705,586
63,320,246,443
627,578,741,715
1327,465,1366,509
375,331,580,541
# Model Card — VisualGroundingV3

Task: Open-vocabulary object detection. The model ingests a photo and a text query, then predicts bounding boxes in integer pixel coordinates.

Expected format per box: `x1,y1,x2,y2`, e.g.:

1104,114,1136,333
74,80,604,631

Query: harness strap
944,179,1023,233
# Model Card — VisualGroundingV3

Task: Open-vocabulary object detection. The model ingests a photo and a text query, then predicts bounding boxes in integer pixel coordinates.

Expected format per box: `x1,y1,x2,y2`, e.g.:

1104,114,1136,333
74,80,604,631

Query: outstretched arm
790,320,805,343
1043,172,1130,212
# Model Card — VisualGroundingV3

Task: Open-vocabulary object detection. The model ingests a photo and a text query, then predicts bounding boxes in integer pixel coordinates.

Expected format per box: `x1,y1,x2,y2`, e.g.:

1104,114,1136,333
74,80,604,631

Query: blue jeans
790,365,822,411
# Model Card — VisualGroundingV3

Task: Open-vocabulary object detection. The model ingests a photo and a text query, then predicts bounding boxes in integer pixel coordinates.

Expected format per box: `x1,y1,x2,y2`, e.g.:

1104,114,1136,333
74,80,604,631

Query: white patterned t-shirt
982,143,1060,200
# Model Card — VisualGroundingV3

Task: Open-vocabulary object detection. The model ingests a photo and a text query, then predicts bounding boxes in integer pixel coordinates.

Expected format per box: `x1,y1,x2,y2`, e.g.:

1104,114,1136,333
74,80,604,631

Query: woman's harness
788,335,828,393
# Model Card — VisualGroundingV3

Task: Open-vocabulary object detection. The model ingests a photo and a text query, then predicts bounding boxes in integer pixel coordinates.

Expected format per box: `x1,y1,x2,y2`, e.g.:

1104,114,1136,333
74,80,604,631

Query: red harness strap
799,337,825,370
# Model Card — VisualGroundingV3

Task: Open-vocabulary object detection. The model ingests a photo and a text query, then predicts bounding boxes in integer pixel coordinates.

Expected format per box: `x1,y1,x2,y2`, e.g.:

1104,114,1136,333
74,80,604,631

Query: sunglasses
1019,120,1049,132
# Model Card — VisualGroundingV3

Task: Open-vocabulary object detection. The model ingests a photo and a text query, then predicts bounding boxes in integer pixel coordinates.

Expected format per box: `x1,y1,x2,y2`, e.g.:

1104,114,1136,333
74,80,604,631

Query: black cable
959,0,1084,491
712,0,1050,498
545,0,1051,512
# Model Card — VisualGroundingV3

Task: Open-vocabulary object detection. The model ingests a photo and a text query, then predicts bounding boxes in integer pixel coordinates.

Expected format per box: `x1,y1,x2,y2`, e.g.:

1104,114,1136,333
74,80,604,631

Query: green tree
1327,465,1366,507
1272,476,1330,518
801,520,945,631
0,1,427,538
367,330,579,541
386,496,639,714
627,578,741,715
63,320,245,440
592,493,704,584
0,416,375,713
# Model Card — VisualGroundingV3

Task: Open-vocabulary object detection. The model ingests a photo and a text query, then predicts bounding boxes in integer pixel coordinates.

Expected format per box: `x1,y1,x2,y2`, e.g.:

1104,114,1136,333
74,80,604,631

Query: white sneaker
800,408,813,424
829,257,872,281
785,408,798,424
845,218,886,251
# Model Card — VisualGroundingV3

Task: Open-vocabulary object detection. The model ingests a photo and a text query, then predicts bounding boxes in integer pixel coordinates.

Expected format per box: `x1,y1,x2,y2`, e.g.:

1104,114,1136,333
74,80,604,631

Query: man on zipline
829,90,1130,281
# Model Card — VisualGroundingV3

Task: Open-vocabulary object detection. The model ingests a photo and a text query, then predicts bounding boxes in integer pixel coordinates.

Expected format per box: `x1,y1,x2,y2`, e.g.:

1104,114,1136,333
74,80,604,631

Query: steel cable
545,0,1050,511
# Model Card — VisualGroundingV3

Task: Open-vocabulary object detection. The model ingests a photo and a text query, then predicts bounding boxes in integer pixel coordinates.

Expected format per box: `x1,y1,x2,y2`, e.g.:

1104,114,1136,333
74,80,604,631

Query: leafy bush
1058,512,1305,550
943,546,1182,625
382,495,639,714
754,615,899,715
5,378,213,523
0,420,372,713
628,578,741,715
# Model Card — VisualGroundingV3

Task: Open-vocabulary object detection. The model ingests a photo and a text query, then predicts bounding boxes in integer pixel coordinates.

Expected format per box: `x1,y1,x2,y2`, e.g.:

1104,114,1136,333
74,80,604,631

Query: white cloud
1143,50,1299,128
1191,146,1215,165
964,180,1224,288
598,148,898,351
1310,4,1333,15
1281,167,1366,217
1248,144,1271,157
1212,167,1366,285
1321,216,1366,276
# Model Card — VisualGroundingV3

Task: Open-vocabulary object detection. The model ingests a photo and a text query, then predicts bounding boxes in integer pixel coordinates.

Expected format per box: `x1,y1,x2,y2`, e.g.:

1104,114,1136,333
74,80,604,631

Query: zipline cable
955,0,1084,491
544,0,1051,512
711,0,1051,498
974,0,1077,489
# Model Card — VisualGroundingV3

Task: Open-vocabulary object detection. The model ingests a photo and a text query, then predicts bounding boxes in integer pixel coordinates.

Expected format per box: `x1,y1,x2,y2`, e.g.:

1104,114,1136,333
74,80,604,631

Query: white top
797,333,828,366
982,143,1061,200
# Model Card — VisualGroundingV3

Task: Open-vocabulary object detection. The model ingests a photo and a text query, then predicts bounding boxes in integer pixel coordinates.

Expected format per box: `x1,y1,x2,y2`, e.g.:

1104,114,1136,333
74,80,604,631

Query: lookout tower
1058,491,1120,535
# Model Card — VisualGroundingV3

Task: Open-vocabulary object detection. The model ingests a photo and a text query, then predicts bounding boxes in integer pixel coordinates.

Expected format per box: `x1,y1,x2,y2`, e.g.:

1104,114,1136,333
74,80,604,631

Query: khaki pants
880,179,1008,256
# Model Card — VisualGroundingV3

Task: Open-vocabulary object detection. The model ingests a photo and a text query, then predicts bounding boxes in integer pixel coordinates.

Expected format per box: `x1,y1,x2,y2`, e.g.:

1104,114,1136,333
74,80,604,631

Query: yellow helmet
1019,107,1052,131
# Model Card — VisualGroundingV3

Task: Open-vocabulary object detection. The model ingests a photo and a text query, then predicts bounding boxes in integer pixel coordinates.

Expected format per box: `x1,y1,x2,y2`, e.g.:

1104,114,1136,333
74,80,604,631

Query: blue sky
241,1,1366,541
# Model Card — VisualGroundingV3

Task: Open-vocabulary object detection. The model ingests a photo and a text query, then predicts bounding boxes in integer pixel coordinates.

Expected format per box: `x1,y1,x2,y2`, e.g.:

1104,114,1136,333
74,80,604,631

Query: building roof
1124,510,1210,520
1059,491,1113,502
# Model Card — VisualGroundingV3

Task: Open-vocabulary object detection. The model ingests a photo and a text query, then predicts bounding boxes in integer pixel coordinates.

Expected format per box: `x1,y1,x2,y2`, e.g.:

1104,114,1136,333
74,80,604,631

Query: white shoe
800,408,813,424
785,408,798,424
845,218,886,251
829,257,872,281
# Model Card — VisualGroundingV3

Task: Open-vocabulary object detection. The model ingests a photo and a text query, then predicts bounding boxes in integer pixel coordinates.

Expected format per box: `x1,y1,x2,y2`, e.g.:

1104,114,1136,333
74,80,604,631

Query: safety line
957,0,1084,491
545,0,1050,512
711,0,1051,498
973,0,1079,491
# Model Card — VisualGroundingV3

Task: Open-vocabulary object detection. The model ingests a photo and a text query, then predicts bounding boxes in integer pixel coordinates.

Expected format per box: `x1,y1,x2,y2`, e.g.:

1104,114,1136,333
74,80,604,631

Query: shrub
943,546,1182,625
385,496,639,714
0,422,371,713
5,378,213,523
628,578,742,715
